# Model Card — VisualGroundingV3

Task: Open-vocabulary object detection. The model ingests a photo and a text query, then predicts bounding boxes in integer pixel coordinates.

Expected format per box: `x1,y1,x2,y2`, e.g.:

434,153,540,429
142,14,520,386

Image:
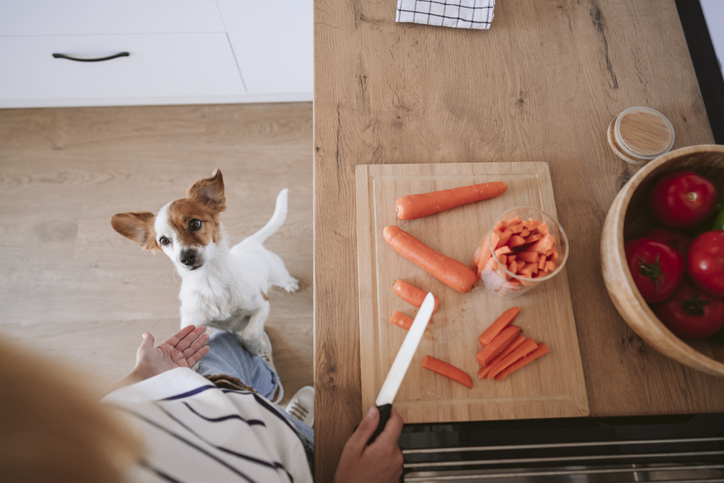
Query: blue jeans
197,331,314,471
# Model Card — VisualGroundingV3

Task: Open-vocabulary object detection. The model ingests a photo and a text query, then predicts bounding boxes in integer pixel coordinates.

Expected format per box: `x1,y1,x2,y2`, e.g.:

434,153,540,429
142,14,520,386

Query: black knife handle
367,403,392,445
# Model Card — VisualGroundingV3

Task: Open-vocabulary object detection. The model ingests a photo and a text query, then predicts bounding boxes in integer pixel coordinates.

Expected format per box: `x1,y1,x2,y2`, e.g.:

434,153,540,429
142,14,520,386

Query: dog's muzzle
180,249,201,270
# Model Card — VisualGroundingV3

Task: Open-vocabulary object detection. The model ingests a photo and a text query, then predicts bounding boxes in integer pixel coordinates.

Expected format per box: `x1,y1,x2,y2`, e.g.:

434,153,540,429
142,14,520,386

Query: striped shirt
103,368,313,483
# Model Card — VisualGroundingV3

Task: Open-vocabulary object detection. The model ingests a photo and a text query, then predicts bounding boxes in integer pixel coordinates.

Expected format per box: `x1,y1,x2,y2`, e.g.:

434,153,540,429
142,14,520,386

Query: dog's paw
284,277,300,293
242,336,266,357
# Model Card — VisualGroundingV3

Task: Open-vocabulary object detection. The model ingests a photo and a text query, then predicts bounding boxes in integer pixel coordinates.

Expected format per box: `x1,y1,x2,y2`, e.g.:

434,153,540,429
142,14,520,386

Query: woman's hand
333,406,404,483
134,325,210,379
113,325,210,391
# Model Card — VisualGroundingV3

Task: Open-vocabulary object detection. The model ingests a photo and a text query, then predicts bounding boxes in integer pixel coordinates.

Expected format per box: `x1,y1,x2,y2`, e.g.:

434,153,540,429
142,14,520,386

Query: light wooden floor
0,103,313,404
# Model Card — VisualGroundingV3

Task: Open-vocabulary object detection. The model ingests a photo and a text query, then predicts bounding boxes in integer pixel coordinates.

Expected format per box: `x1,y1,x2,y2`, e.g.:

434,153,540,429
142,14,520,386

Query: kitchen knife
368,292,436,444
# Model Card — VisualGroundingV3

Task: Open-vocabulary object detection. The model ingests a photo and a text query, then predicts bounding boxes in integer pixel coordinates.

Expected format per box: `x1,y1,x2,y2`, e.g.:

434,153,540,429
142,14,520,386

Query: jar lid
607,107,675,165
616,107,674,156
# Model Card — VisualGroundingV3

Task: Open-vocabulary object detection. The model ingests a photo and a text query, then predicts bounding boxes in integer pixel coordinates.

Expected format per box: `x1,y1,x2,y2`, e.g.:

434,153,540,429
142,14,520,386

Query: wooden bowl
601,144,724,377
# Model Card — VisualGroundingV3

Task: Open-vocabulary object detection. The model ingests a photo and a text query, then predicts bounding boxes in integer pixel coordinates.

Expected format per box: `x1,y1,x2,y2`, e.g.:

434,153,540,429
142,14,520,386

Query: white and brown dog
111,170,299,356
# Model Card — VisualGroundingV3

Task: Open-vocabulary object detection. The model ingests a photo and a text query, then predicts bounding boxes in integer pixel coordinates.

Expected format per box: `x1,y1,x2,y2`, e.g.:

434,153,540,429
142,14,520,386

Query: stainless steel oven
399,413,724,482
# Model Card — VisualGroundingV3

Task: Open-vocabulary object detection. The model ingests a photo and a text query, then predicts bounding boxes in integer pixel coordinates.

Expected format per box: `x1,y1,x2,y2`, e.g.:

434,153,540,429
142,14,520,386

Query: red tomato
625,238,684,303
642,226,692,258
652,280,724,339
647,171,718,229
687,230,724,298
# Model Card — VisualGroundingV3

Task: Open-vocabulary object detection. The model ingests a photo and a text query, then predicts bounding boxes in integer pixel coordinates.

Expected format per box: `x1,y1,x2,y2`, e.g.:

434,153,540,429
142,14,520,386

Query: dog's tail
246,188,288,245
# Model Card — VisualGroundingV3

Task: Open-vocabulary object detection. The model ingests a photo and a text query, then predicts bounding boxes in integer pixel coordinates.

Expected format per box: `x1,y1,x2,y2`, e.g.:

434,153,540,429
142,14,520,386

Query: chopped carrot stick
530,234,556,254
393,280,440,313
516,251,538,263
495,246,512,257
478,307,521,346
422,355,473,388
481,334,526,371
508,260,519,273
496,334,527,360
537,222,549,236
487,338,539,379
477,366,491,379
538,255,547,270
520,262,537,277
472,234,492,278
384,225,477,293
495,343,550,381
524,233,542,244
390,311,413,330
491,230,501,250
496,228,513,249
508,235,527,248
528,219,542,229
395,182,508,220
509,223,525,234
506,216,522,226
546,261,556,272
476,325,521,366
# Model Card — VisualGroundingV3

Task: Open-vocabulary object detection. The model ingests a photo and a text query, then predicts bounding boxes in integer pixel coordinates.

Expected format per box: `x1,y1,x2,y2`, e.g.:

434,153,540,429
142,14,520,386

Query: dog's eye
159,236,170,246
189,219,202,231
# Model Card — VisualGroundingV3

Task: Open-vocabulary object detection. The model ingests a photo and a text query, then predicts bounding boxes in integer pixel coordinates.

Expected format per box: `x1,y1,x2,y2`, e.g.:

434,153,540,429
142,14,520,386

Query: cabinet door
0,0,224,36
217,0,312,99
0,33,245,108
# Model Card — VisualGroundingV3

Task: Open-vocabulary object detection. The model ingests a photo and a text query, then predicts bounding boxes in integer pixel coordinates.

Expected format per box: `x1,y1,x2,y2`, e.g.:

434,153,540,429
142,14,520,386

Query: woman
0,325,403,482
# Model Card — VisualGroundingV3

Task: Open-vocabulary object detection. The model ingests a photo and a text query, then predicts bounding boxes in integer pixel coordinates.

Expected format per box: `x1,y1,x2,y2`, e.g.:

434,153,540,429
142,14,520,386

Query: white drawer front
217,0,312,97
0,0,224,36
0,34,245,107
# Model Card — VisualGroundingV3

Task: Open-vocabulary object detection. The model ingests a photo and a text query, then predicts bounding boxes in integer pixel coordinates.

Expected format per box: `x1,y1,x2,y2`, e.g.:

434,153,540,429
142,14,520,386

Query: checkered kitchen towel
396,0,495,29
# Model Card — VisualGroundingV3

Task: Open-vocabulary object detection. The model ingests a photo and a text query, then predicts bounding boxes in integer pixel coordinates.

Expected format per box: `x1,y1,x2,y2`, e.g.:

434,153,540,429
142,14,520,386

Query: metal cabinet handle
52,52,130,62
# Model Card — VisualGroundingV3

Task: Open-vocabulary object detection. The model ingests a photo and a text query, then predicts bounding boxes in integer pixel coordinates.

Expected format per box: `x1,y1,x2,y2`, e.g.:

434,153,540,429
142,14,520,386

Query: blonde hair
0,338,144,482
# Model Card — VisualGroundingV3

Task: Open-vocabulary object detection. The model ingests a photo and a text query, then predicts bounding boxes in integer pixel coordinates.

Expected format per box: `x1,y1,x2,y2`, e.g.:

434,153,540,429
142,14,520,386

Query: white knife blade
375,292,435,406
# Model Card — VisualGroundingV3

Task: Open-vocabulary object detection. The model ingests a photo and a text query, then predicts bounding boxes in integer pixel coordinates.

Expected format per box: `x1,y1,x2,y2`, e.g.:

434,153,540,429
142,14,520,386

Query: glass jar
476,207,569,298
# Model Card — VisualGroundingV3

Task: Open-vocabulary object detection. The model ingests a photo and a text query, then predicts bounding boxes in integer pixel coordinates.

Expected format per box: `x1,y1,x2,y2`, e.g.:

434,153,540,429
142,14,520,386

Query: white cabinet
217,0,313,96
0,0,312,108
0,34,244,107
0,0,225,36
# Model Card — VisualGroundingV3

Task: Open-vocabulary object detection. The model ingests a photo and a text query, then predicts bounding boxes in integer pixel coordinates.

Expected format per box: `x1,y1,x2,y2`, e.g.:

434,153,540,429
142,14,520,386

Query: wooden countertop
313,0,724,480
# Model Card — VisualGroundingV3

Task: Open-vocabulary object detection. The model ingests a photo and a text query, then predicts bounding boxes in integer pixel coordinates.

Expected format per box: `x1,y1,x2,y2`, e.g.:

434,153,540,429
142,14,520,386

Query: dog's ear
187,169,226,212
111,212,158,251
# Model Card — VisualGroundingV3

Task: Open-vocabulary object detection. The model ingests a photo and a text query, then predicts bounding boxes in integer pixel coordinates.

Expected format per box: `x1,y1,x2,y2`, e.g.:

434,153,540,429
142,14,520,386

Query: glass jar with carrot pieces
472,207,569,298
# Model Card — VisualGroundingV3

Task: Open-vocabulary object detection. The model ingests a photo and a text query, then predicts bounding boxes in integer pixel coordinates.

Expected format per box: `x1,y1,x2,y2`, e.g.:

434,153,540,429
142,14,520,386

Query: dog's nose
180,250,197,267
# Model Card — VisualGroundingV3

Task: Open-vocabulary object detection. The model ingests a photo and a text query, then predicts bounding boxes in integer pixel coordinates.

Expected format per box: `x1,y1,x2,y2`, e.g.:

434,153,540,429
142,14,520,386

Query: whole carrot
383,225,477,293
395,181,508,220
393,280,440,313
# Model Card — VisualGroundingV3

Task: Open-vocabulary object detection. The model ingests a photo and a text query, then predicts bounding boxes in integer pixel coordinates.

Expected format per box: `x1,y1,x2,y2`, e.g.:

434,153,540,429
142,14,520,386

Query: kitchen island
313,0,724,480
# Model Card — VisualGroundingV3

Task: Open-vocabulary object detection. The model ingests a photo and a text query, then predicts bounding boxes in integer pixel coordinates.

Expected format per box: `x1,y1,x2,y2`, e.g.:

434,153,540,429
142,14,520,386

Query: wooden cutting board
356,162,589,423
